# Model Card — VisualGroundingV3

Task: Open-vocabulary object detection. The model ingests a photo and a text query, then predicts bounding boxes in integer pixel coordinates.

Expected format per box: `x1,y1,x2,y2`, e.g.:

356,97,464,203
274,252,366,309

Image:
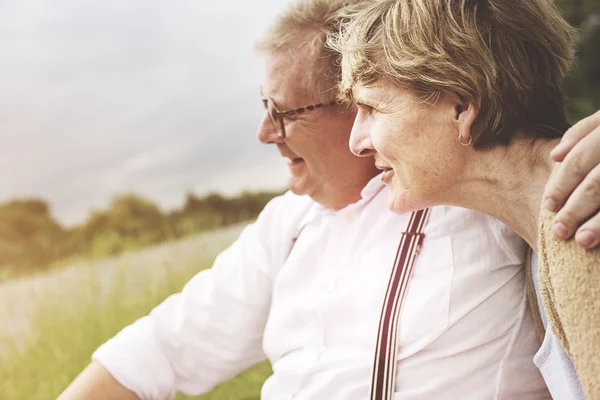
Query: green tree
0,199,66,268
79,194,175,257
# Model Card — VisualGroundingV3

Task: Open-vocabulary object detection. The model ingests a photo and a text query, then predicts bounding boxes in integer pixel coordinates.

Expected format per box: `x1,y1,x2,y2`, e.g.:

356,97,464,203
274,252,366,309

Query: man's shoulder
259,190,316,222
414,205,528,266
246,191,315,268
253,191,316,242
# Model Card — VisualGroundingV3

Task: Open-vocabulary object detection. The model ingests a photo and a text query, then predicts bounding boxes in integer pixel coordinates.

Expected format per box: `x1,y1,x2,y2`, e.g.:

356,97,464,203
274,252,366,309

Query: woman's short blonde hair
255,0,369,102
330,0,577,148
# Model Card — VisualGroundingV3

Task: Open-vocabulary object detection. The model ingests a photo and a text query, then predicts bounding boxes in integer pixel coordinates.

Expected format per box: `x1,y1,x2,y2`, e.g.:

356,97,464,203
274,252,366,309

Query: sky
0,0,294,225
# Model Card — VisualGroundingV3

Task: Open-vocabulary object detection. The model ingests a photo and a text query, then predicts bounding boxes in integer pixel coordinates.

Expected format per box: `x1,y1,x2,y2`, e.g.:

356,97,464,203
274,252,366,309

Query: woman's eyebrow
352,85,387,107
351,92,376,107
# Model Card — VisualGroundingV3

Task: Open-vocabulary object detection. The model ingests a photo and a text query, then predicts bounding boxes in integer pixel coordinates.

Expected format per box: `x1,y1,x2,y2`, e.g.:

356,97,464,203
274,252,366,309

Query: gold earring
458,132,472,146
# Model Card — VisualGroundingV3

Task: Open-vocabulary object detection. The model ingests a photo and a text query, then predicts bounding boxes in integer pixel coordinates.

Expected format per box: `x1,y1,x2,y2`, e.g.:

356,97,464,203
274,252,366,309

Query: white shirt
93,175,549,400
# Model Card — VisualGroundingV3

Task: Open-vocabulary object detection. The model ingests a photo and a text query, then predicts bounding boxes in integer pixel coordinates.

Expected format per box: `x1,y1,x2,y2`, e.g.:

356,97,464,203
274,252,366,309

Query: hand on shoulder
543,110,600,249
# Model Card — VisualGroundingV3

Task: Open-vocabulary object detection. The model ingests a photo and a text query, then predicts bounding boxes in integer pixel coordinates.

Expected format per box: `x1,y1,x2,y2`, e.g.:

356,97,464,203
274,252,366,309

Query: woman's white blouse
93,175,549,400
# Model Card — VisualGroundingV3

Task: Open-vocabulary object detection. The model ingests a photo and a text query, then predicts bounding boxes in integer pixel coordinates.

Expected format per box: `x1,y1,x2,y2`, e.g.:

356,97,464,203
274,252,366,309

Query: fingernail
576,230,597,248
544,197,558,212
552,221,570,240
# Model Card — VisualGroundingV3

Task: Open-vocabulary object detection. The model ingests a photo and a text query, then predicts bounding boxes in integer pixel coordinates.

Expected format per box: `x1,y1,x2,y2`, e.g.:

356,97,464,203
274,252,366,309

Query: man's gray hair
255,0,369,102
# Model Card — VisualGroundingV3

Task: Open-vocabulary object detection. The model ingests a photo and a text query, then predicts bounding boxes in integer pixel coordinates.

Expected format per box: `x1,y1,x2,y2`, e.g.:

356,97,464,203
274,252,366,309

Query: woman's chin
387,186,427,214
386,186,409,214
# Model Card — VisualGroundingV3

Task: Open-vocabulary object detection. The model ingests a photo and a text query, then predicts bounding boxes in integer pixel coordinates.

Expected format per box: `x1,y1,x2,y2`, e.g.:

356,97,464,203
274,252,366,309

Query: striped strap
370,208,431,400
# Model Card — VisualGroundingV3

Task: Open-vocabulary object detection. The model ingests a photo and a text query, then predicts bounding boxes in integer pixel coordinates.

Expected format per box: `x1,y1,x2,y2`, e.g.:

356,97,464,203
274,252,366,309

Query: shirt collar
360,172,385,201
302,172,385,223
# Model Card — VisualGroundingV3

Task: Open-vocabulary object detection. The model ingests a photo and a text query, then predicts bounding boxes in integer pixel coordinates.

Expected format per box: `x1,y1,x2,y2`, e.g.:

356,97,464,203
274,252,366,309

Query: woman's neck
447,136,560,252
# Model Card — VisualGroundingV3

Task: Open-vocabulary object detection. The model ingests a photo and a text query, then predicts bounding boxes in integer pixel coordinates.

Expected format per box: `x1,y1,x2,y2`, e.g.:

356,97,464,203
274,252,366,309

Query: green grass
0,231,271,400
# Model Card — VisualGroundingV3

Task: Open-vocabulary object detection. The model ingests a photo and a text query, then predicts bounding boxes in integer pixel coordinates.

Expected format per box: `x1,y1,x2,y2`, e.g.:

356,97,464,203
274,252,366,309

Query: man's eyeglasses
260,87,338,138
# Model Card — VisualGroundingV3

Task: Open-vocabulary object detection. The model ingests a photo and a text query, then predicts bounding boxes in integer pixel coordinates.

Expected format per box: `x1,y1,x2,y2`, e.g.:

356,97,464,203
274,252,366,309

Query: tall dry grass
0,224,271,400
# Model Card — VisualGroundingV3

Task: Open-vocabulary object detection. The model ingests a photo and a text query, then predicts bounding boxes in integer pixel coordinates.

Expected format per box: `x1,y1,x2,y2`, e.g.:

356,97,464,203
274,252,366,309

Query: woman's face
349,83,470,213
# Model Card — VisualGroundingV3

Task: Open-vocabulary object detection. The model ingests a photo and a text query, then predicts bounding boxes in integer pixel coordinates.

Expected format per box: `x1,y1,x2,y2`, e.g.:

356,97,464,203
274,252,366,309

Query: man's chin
287,175,313,197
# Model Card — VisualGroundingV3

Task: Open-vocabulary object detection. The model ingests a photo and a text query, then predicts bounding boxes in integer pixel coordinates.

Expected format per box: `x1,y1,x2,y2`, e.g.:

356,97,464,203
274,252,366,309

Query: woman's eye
357,102,374,114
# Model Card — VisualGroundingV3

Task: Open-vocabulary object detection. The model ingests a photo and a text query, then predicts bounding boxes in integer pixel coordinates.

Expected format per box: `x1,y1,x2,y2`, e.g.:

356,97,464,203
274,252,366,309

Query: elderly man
60,0,600,399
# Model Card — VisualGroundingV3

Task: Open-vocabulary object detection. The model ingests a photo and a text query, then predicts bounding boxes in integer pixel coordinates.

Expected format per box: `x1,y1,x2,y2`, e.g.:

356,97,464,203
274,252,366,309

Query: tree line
0,190,283,273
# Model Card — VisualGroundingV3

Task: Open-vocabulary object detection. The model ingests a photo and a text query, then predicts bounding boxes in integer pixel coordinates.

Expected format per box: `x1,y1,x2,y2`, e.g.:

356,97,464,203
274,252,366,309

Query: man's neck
313,170,380,211
445,136,559,252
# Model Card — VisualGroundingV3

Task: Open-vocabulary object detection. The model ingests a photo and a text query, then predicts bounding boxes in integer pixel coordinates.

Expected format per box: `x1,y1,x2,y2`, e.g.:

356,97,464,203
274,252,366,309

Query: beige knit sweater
538,207,600,399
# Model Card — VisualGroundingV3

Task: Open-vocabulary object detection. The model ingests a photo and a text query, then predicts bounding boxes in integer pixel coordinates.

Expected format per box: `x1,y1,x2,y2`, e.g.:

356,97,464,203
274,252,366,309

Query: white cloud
0,0,291,225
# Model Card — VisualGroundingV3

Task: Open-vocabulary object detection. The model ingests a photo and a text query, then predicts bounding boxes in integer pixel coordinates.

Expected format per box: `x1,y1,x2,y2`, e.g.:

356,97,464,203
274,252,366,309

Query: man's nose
257,112,284,144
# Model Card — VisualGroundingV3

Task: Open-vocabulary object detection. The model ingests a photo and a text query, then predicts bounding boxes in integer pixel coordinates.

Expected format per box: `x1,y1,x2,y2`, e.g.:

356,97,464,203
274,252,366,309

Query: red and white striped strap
370,208,431,400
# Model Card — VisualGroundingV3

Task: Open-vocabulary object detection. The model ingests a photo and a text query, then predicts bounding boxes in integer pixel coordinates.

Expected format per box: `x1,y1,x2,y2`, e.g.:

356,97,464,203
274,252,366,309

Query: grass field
0,224,271,400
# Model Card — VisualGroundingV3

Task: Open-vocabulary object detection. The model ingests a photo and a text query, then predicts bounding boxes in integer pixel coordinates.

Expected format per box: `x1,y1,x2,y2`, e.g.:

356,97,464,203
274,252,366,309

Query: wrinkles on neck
445,136,560,252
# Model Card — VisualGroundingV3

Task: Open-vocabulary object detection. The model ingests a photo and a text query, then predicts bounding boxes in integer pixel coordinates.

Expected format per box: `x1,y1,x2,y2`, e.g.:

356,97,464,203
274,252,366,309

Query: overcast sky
0,0,294,225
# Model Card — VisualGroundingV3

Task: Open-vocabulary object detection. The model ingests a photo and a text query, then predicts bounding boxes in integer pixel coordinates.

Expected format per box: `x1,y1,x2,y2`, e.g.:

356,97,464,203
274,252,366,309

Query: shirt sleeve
92,195,293,400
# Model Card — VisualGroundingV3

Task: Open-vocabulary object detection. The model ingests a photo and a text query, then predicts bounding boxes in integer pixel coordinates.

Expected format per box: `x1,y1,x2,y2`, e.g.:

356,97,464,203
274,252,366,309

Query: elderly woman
331,0,600,398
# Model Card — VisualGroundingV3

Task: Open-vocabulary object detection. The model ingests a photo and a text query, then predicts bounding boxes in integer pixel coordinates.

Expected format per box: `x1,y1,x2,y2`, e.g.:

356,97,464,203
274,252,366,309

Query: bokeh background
1,1,599,399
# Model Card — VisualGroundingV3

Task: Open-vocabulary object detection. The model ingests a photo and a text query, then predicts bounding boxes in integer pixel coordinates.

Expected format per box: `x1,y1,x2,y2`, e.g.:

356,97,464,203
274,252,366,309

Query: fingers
551,163,600,248
550,109,600,162
543,120,600,213
574,214,600,249
544,109,600,248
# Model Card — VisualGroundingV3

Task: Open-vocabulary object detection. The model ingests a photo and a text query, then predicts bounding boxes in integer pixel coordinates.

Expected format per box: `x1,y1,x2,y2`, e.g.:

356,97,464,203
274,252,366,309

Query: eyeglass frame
260,86,339,138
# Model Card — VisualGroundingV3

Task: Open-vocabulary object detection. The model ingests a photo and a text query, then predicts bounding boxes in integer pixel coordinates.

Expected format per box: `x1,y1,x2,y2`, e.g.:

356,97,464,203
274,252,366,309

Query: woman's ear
452,97,478,145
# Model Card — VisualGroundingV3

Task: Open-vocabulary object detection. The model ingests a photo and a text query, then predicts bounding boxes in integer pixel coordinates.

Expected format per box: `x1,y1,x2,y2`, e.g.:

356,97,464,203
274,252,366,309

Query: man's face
257,52,379,209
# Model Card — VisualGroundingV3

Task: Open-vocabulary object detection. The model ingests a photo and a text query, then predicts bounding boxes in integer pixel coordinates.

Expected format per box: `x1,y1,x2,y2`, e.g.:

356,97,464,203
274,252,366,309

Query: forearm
539,208,600,399
58,361,140,400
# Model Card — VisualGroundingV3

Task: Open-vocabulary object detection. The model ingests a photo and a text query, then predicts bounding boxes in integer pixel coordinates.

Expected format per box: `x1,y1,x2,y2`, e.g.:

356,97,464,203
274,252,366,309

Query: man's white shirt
94,175,549,399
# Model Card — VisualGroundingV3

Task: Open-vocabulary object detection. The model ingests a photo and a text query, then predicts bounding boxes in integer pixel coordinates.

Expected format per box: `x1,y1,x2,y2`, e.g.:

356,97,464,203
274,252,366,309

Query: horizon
1,186,288,229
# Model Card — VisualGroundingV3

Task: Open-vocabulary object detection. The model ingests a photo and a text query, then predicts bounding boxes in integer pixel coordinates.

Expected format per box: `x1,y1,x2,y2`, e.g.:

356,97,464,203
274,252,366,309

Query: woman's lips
377,166,394,184
375,160,395,184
